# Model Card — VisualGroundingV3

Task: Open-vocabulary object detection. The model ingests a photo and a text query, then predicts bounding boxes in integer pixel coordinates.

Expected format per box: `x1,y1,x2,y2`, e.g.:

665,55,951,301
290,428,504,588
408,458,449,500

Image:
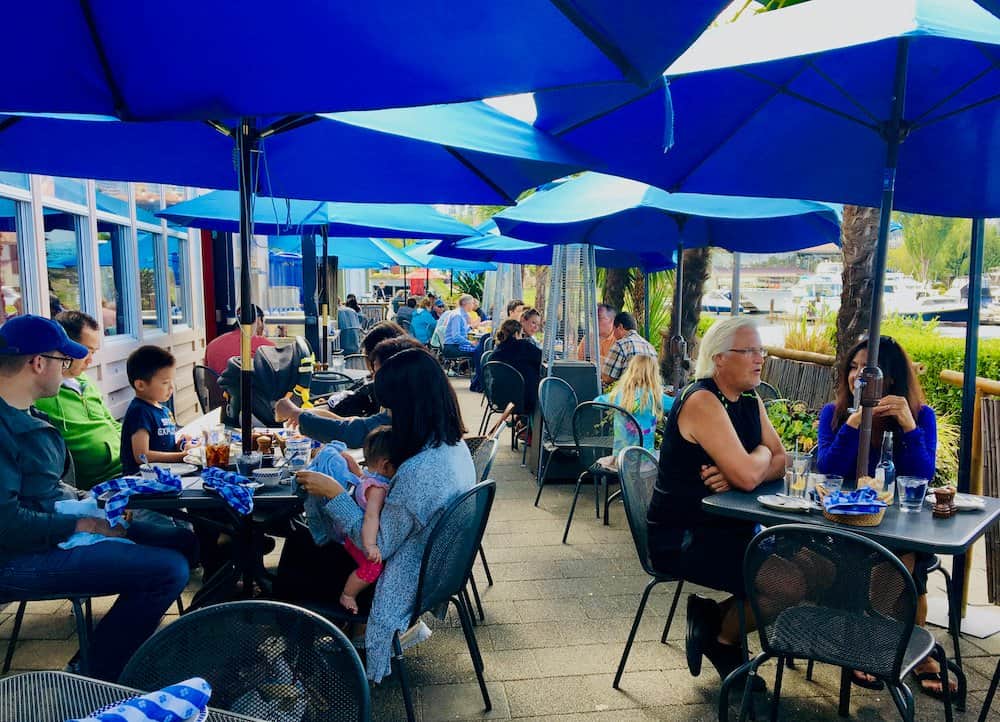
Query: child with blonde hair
596,354,673,454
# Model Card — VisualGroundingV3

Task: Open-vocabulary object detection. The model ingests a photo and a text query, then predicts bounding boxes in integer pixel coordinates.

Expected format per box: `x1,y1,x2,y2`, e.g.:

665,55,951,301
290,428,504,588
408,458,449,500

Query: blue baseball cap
434,299,446,308
0,315,88,359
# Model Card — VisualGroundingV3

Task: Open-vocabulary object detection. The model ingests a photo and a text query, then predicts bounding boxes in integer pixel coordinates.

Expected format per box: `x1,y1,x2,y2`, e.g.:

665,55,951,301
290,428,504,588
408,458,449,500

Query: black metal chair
534,376,579,506
309,371,357,398
306,482,496,722
119,600,370,722
480,361,530,465
193,364,225,414
1,595,95,674
343,354,368,371
980,656,1000,722
722,524,965,722
612,446,685,689
562,401,642,544
755,381,781,403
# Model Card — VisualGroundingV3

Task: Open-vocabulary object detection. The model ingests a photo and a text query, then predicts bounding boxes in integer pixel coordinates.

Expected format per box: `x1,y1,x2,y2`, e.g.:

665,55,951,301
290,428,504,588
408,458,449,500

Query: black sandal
849,669,885,690
914,670,956,700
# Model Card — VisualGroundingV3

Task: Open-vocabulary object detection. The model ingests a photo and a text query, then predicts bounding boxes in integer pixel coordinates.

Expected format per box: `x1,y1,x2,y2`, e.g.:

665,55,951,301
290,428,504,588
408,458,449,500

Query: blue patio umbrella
268,236,420,269
493,172,843,253
431,221,676,271
3,2,726,119
401,241,497,273
158,190,478,239
975,1,1000,16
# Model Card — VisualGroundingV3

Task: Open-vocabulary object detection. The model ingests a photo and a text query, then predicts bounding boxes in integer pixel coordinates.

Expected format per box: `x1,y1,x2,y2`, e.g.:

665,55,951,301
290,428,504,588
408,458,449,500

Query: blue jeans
0,521,196,681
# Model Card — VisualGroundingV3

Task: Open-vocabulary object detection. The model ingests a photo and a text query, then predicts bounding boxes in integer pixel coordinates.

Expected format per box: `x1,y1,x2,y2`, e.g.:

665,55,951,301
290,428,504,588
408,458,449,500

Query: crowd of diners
0,300,954,702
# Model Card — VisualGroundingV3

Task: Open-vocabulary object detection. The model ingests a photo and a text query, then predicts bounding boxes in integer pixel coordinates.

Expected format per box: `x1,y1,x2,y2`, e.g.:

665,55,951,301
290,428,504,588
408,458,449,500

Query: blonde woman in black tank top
647,317,785,683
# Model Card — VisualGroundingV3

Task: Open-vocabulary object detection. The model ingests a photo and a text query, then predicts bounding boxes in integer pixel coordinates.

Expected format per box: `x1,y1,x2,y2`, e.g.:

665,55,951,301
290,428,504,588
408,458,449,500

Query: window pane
39,177,87,205
167,235,187,325
0,172,29,190
95,180,129,203
0,218,24,325
44,210,83,315
163,185,188,231
97,223,129,336
135,182,162,215
138,230,159,328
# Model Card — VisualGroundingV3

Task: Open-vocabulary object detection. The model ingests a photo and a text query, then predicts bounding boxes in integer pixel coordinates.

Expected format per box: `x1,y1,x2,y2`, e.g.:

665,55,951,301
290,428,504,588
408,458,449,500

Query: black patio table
123,479,303,611
0,671,265,722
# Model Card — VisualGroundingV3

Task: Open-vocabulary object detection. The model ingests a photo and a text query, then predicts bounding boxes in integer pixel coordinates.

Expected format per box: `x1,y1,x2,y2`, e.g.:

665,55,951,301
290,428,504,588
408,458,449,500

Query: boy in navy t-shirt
120,346,192,475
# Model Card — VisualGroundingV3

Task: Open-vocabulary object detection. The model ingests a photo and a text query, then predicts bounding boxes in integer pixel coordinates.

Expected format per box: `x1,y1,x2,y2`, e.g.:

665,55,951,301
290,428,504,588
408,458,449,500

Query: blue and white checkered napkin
90,467,183,527
66,676,211,722
201,467,255,515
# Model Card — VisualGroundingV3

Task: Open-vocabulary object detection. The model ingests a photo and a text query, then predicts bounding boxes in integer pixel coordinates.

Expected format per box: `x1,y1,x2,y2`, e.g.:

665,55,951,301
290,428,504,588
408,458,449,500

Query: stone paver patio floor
3,377,999,720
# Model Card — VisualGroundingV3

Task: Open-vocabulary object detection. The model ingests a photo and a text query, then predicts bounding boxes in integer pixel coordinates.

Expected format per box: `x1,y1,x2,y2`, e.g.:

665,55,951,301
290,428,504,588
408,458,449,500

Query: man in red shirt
204,305,275,375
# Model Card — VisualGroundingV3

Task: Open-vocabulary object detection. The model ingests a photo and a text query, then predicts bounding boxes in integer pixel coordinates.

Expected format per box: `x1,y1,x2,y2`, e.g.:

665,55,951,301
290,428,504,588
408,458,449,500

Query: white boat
701,289,759,314
790,273,842,318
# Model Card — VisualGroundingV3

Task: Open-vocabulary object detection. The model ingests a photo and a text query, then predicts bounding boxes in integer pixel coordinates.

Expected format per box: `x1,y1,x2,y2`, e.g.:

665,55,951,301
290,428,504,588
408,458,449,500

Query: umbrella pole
425,268,430,294
668,240,686,391
450,270,454,295
236,118,258,446
643,271,650,339
320,226,329,365
855,39,910,480
731,252,741,316
301,232,320,357
953,218,986,619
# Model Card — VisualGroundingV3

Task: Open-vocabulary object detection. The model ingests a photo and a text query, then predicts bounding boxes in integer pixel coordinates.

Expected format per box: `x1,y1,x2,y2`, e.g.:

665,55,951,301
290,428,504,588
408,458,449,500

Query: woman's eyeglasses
727,347,768,359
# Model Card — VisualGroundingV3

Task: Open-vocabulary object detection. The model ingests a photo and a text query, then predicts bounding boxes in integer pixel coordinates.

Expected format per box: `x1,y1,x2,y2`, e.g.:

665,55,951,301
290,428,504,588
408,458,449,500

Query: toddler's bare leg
340,571,370,614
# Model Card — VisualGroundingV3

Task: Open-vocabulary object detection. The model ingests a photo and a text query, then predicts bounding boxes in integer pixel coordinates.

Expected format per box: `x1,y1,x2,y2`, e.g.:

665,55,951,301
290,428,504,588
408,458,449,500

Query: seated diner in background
646,316,785,683
816,335,952,699
489,318,542,413
410,296,437,345
519,307,542,347
595,353,673,456
601,311,658,386
35,311,122,489
0,315,196,682
327,321,405,418
470,298,525,393
203,304,275,375
577,302,617,365
442,294,481,355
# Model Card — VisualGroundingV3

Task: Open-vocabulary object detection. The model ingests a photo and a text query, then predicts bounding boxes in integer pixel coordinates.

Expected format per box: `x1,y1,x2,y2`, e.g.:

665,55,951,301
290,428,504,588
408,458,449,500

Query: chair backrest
118,600,370,722
309,371,355,397
745,524,917,681
482,335,495,353
398,317,412,332
572,401,643,464
343,354,368,371
412,481,496,621
480,349,495,369
193,365,225,414
467,437,499,483
482,361,525,414
359,304,386,324
538,376,578,445
756,381,781,403
617,446,661,576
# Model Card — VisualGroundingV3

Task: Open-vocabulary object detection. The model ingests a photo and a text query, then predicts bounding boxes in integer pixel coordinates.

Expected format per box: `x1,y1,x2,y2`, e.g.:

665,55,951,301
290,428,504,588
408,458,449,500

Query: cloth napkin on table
823,487,888,515
301,441,361,546
66,676,211,722
201,467,255,515
54,497,135,550
89,467,183,527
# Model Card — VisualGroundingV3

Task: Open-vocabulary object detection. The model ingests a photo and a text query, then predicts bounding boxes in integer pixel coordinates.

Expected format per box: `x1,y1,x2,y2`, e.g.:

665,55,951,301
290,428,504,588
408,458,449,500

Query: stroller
219,336,315,428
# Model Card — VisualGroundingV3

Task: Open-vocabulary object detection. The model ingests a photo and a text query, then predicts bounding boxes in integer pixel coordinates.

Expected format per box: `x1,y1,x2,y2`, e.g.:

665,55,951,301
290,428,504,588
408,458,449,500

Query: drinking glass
820,474,844,496
786,452,812,499
204,425,231,468
236,451,262,476
898,476,929,513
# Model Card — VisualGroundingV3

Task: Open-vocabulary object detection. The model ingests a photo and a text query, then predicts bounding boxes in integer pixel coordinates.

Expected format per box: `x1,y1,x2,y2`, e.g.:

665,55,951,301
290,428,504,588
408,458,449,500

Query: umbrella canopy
493,172,843,252
158,190,478,239
402,241,497,272
0,102,589,205
268,236,421,269
580,0,1000,218
975,1,1000,16
431,222,676,271
4,2,727,119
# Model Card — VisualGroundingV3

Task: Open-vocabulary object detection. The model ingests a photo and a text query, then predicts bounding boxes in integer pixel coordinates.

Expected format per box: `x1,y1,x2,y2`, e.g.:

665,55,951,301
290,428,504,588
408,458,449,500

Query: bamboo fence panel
762,355,837,411
984,396,1000,604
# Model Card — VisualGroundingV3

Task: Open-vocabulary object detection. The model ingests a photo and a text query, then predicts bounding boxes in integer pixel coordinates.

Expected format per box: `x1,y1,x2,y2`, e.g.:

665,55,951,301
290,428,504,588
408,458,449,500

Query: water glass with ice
898,476,929,513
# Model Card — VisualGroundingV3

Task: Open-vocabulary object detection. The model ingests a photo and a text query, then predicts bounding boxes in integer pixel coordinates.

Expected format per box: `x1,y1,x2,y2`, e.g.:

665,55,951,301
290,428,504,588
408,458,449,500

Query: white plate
924,492,986,512
757,494,813,512
154,462,200,477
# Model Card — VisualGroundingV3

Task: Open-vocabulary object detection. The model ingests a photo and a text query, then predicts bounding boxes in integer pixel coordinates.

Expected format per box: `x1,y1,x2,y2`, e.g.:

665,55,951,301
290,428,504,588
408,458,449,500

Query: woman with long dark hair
273,347,473,683
489,319,542,412
816,336,949,698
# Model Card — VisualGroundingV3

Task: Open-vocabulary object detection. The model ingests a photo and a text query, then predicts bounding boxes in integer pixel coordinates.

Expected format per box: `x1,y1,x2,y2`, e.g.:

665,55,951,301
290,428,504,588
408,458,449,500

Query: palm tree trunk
535,265,549,318
602,268,630,312
631,269,647,332
680,247,712,347
836,205,880,367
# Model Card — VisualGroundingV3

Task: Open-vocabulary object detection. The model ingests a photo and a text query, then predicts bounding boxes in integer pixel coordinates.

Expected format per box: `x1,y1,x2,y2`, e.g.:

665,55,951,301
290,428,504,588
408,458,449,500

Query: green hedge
880,316,1000,419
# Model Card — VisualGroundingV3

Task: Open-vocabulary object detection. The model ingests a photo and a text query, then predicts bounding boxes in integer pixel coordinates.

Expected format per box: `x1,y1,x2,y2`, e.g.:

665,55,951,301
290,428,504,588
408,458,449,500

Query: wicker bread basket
821,507,886,527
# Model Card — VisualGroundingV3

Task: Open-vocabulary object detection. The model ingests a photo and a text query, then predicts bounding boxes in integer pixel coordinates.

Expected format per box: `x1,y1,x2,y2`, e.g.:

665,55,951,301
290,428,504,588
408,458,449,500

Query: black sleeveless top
647,377,762,546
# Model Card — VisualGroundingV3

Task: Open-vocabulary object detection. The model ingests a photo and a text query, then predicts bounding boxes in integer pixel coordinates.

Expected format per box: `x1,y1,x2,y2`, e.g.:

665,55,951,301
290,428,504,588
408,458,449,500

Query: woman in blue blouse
816,336,951,699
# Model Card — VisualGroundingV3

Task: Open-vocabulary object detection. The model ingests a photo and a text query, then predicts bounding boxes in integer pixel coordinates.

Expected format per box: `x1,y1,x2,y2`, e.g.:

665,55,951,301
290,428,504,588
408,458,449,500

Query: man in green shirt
34,311,121,489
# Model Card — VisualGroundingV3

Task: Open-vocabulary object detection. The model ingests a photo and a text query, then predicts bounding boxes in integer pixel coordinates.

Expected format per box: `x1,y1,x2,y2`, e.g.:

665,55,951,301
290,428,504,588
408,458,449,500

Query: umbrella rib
550,83,660,136
260,114,320,138
801,59,881,126
442,147,517,204
913,91,1000,132
205,120,232,137
0,117,22,134
909,65,997,128
547,0,644,85
737,68,880,133
78,0,131,120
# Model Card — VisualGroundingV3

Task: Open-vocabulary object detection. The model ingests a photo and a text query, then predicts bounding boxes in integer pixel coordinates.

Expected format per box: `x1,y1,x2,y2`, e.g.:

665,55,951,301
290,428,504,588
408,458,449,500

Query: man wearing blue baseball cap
0,315,196,681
